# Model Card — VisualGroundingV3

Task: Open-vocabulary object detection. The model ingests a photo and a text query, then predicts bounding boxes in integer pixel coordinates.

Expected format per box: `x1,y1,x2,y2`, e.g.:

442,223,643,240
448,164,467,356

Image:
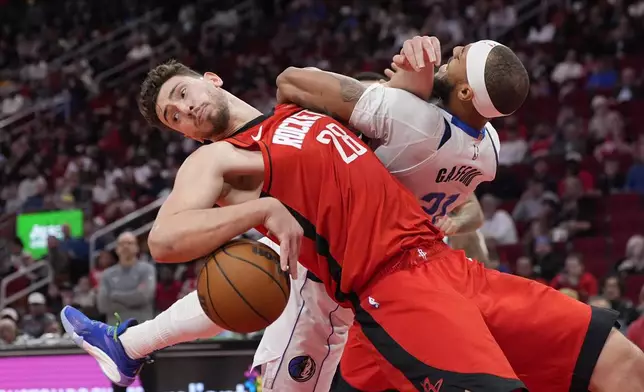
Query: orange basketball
197,238,290,333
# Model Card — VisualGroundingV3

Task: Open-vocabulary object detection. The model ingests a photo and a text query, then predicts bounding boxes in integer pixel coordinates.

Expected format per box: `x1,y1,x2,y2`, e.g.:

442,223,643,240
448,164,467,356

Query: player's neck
447,105,488,131
222,93,263,138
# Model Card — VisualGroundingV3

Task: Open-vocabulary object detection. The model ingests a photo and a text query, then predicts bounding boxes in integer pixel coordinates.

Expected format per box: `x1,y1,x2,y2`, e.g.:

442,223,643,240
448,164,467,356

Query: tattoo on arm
334,75,366,102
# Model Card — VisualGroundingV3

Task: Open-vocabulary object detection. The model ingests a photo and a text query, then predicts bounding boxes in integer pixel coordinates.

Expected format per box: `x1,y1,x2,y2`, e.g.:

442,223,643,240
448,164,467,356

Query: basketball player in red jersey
132,49,643,391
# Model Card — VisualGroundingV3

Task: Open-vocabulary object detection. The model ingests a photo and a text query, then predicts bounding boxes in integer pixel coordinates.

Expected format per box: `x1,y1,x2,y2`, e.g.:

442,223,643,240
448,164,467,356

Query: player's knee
590,328,644,391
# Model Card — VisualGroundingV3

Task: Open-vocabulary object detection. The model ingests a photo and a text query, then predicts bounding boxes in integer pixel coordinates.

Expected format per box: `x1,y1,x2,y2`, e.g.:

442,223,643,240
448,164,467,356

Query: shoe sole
60,307,134,387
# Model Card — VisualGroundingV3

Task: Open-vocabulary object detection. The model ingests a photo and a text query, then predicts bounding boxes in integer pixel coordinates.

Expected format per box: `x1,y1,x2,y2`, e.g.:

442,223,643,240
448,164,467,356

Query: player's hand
262,197,303,279
433,215,461,236
393,36,442,72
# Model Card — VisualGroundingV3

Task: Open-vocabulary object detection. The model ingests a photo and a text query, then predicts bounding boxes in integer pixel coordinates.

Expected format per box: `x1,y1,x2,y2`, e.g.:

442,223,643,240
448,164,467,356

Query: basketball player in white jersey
60,37,529,390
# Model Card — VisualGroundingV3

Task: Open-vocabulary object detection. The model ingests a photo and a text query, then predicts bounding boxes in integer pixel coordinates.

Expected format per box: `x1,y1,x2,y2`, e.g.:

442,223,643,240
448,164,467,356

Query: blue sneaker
60,305,147,386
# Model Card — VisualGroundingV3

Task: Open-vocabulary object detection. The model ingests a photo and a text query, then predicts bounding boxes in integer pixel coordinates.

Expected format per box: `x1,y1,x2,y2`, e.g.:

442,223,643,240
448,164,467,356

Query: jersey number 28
421,192,459,223
317,123,367,164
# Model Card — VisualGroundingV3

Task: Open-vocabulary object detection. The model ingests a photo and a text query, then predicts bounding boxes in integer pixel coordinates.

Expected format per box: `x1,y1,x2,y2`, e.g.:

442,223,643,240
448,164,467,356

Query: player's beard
431,76,455,107
201,90,231,141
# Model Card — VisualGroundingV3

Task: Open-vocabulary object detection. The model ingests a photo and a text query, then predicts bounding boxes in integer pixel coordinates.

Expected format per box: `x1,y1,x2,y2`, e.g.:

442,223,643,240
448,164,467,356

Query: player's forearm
450,194,484,234
386,67,435,101
276,67,365,121
149,199,272,263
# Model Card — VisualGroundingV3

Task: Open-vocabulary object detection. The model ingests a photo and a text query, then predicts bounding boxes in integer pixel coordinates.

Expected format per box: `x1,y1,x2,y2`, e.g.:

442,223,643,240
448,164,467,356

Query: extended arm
148,143,273,263
277,68,445,148
276,67,365,121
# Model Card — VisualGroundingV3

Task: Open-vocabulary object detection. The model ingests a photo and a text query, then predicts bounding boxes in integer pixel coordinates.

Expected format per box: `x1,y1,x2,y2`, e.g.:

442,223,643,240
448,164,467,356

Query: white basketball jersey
350,84,500,222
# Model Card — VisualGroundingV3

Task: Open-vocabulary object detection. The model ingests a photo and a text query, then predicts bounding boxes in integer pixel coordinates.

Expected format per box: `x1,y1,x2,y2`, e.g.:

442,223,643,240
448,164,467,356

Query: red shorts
336,248,617,392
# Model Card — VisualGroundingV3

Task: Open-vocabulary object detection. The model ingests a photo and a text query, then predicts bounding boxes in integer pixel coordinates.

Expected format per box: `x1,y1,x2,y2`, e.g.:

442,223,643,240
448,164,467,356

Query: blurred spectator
586,57,618,91
552,120,586,157
551,50,584,85
90,250,117,287
594,128,633,163
514,256,545,284
626,143,644,194
588,96,623,143
156,265,182,312
550,253,598,302
559,153,595,193
615,68,642,102
179,258,206,299
498,125,527,166
486,0,517,37
126,34,153,62
74,276,99,319
480,194,518,245
554,176,594,240
601,274,637,327
47,235,70,284
60,224,90,283
532,236,563,282
528,123,555,159
513,179,555,223
97,232,156,326
531,158,557,193
0,319,18,345
47,282,75,316
20,292,58,339
616,235,644,276
17,164,47,205
597,159,626,195
0,308,19,324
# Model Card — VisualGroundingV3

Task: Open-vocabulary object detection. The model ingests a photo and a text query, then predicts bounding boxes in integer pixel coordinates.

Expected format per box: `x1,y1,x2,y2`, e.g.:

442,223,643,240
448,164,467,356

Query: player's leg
339,256,526,392
257,268,353,392
60,290,223,385
461,254,638,392
61,236,281,386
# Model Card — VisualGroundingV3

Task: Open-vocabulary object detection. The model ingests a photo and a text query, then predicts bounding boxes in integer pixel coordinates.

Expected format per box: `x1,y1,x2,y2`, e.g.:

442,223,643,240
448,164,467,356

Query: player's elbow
148,227,181,263
276,67,300,102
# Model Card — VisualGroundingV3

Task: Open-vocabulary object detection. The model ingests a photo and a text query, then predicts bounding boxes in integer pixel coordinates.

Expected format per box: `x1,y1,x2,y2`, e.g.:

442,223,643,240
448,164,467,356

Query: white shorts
253,238,354,392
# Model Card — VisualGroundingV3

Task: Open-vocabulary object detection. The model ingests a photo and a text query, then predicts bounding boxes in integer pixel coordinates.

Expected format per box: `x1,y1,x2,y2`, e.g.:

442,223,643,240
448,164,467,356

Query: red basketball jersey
225,104,444,303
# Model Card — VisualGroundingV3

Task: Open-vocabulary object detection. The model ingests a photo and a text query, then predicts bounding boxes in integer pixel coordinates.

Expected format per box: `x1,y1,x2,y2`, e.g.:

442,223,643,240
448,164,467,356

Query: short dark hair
139,59,201,128
353,72,387,82
485,46,530,115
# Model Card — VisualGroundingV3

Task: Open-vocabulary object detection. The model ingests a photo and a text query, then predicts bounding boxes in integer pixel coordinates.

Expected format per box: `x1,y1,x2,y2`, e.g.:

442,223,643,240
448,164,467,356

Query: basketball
197,238,291,333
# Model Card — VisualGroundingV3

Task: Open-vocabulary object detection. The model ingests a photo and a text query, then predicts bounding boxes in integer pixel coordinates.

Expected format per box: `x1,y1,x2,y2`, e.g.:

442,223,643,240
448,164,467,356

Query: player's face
433,44,473,107
155,73,230,142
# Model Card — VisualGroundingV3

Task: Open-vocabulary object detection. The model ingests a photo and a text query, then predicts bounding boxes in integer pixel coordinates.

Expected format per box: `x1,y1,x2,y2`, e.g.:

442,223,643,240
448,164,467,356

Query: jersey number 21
317,123,367,164
421,192,459,223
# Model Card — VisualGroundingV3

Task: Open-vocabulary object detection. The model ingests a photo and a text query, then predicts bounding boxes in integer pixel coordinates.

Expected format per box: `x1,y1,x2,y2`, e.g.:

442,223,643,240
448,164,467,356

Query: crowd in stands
1,0,644,353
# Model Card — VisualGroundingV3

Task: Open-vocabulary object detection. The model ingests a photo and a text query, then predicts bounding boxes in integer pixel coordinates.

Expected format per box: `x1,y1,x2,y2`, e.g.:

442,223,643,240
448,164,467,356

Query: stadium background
1,0,644,390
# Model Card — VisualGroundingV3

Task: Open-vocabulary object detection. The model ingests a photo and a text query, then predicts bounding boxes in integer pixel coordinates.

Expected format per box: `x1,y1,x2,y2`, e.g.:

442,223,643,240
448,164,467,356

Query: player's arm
449,193,485,234
148,143,301,273
276,67,365,121
277,68,445,147
385,36,442,101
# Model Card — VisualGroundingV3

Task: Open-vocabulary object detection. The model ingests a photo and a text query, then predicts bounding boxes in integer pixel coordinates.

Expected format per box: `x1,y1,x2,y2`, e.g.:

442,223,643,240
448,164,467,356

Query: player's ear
204,72,223,87
457,83,474,102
